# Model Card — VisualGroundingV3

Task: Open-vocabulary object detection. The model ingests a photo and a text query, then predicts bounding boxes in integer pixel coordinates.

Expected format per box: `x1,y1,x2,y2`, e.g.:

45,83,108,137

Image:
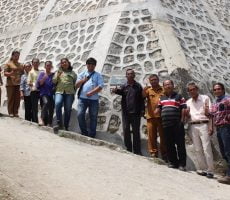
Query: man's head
10,50,20,62
86,57,97,72
32,58,40,70
187,82,199,99
213,82,225,97
149,74,159,87
126,69,135,82
163,80,174,94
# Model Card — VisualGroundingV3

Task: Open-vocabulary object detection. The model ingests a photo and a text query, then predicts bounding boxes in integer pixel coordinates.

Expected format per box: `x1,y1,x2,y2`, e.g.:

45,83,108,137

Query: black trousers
41,95,54,126
122,113,141,155
24,96,32,121
30,91,40,123
163,123,186,167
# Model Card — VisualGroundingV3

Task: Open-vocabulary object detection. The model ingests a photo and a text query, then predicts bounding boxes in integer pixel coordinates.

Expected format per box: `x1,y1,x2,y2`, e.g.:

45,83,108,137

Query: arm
86,73,104,97
3,64,14,77
38,73,47,86
20,75,25,99
52,70,62,84
142,86,150,98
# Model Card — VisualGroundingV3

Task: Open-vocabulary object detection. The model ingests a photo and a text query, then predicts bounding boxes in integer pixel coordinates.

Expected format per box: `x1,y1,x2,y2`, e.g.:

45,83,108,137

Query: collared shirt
4,61,24,86
77,70,104,100
158,92,186,127
186,94,211,122
36,72,55,97
144,86,164,119
210,95,230,126
27,68,40,91
53,69,77,95
115,81,144,114
20,73,31,96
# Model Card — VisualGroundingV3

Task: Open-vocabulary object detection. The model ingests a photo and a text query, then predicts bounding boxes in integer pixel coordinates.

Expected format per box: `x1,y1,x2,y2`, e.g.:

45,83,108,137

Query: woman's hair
10,50,20,60
60,58,72,71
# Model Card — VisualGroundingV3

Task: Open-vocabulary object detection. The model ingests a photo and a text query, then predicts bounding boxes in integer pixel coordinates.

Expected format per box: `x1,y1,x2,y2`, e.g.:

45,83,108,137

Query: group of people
112,69,230,185
0,50,104,137
0,50,229,185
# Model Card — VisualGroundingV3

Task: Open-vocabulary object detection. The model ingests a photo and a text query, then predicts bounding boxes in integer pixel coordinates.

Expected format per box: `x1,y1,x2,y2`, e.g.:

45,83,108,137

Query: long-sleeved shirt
20,73,31,96
77,70,104,100
53,69,77,94
210,95,230,126
115,81,144,115
27,68,40,91
36,72,55,97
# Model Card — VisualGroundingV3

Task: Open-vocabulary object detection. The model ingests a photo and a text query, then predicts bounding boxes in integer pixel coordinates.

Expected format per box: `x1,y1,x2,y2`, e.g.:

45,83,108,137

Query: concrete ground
0,116,229,200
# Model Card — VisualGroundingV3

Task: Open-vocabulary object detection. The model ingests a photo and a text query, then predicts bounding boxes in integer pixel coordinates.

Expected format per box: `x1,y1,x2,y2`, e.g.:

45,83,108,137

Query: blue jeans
217,125,230,176
77,98,99,138
55,93,74,129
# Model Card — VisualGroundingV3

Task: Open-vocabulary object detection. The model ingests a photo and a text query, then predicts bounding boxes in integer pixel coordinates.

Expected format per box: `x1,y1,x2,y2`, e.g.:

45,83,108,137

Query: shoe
178,166,186,171
53,125,59,134
168,163,178,169
150,153,158,158
206,173,214,179
9,114,14,117
217,176,230,185
196,170,207,176
14,114,19,118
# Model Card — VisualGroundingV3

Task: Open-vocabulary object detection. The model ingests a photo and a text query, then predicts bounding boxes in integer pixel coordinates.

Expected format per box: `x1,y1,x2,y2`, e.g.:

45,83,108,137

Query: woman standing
36,61,55,126
4,50,24,117
20,62,32,121
53,58,77,131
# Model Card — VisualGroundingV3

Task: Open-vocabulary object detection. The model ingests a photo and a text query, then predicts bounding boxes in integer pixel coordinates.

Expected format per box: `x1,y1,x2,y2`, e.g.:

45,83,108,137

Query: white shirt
186,94,211,122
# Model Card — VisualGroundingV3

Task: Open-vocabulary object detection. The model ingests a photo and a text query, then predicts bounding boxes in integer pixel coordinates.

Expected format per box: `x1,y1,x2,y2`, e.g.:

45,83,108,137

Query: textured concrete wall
0,0,229,169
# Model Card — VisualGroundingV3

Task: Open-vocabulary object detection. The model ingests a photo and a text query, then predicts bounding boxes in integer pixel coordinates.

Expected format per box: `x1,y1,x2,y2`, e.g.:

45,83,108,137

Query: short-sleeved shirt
53,69,77,95
144,86,164,119
210,95,230,126
20,73,31,96
36,72,55,97
186,94,211,122
27,68,40,91
158,92,186,127
4,61,24,86
77,70,104,100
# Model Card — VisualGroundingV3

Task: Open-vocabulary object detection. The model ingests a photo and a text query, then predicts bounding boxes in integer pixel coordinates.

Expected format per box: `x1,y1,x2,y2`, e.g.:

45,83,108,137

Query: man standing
156,80,187,170
27,58,40,123
142,74,167,159
76,58,104,138
208,83,230,184
186,82,214,178
0,66,3,115
112,69,144,155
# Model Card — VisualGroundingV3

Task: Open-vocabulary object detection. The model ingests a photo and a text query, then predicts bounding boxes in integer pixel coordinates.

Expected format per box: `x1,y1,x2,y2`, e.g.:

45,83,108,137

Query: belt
190,120,209,125
216,124,230,128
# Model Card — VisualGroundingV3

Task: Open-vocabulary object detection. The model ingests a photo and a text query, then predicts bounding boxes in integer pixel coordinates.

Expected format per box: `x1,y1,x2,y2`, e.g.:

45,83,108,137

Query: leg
48,96,54,126
24,96,32,121
131,114,141,155
218,126,230,176
147,118,158,156
157,118,167,159
176,123,187,167
30,91,39,123
63,94,74,130
41,95,49,125
199,124,214,173
13,85,20,116
77,98,89,136
55,93,64,127
88,100,99,138
6,86,14,115
122,114,132,152
189,124,207,171
164,125,178,167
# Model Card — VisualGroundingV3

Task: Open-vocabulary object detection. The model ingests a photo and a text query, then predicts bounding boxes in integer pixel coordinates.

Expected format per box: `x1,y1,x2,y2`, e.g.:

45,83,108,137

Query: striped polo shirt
158,92,186,127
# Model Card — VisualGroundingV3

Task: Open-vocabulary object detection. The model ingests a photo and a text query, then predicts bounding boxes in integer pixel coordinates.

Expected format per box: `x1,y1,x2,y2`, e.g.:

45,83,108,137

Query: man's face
32,59,40,69
213,85,224,97
163,80,174,93
188,85,199,98
87,63,96,72
149,76,159,87
126,70,135,81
